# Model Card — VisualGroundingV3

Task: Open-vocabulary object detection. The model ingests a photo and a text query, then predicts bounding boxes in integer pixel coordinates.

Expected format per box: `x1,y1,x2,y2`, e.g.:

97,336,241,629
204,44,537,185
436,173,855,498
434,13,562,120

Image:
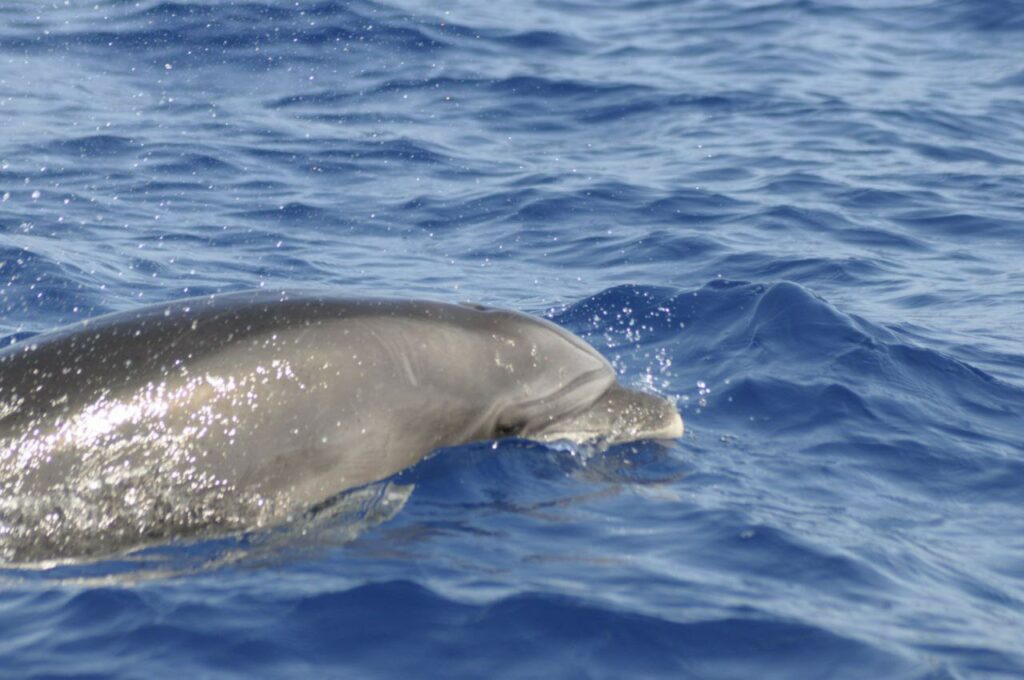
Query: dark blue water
2,0,1023,677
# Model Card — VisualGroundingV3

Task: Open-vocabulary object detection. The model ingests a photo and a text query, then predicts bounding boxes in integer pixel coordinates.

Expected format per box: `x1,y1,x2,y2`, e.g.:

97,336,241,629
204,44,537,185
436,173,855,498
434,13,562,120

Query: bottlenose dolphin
0,291,682,563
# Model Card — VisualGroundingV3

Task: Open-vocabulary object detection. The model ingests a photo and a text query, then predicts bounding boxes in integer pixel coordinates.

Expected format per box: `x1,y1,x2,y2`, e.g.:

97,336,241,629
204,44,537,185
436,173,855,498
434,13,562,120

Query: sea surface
1,0,1023,677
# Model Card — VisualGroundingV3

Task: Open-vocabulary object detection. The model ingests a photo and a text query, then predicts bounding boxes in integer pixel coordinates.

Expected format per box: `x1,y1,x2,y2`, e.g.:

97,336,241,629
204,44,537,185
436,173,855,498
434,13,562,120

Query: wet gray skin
0,291,682,563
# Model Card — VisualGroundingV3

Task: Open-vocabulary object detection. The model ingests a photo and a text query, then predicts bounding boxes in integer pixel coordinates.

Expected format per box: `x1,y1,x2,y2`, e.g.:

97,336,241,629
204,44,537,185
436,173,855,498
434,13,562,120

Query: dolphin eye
495,420,524,439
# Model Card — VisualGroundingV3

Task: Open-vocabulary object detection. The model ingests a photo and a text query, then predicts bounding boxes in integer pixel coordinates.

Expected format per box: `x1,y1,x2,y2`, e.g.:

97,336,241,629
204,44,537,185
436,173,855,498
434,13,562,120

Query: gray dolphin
0,291,682,563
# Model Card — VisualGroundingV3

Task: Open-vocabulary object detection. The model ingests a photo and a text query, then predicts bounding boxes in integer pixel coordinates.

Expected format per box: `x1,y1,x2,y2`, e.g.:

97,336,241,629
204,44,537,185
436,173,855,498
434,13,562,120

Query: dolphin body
0,291,682,563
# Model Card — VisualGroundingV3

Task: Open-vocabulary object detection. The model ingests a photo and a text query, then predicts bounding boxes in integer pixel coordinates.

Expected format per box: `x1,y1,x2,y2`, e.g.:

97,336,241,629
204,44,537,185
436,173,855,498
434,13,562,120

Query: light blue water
1,1,1023,677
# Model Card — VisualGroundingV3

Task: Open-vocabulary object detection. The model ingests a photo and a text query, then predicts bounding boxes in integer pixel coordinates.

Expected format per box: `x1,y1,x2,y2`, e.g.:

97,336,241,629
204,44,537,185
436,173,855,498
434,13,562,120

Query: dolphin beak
624,387,683,440
531,384,684,445
654,407,685,440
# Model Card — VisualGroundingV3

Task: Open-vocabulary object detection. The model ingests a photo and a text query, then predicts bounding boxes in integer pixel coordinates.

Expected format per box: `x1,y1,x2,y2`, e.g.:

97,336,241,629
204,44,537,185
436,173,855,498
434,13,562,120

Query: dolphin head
460,305,683,446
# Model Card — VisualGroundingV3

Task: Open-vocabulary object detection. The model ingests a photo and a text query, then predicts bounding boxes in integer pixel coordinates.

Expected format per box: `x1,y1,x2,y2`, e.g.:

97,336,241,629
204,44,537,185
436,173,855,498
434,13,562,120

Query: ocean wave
2,0,1023,675
0,580,935,679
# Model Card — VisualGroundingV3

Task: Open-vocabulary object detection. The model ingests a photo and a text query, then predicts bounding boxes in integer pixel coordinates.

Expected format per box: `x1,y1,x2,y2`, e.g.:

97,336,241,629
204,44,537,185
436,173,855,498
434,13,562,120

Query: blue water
1,0,1023,677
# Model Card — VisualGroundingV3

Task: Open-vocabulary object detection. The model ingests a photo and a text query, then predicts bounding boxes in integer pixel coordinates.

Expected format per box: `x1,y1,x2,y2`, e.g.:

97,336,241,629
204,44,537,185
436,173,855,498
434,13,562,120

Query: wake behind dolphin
0,291,682,564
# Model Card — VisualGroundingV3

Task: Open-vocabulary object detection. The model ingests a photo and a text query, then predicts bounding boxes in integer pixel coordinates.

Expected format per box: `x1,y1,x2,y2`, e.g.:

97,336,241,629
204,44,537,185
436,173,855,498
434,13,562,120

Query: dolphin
0,291,682,563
